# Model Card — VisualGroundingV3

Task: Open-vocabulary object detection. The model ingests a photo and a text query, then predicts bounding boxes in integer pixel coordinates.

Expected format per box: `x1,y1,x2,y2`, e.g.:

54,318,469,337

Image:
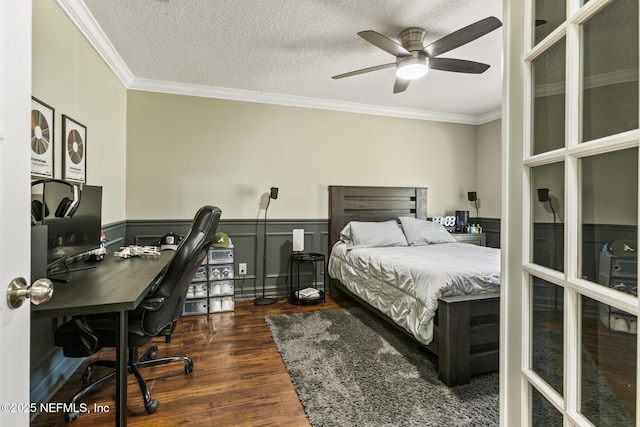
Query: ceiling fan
332,16,502,94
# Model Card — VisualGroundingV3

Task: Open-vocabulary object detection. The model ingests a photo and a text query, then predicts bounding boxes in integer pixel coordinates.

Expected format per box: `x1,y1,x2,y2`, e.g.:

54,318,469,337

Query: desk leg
116,310,128,426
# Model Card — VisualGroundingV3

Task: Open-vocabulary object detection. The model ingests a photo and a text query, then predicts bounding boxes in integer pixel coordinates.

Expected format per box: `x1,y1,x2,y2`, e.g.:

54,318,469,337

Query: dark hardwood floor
31,295,637,426
31,294,357,427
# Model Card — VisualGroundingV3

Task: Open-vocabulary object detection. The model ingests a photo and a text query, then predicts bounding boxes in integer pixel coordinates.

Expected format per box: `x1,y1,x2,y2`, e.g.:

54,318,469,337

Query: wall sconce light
536,188,557,223
536,187,560,308
468,191,479,220
536,188,549,202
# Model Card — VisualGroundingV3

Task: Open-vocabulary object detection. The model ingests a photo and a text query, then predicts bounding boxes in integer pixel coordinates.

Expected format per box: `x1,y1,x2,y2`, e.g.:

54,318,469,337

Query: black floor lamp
255,187,278,306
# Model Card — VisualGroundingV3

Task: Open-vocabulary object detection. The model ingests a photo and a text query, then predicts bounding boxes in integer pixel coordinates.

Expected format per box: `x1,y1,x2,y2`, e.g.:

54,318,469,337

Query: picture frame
30,97,55,178
62,115,87,183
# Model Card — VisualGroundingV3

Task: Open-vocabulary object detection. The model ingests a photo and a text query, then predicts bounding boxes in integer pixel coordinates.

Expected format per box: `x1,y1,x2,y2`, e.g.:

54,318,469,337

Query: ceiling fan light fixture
396,57,429,80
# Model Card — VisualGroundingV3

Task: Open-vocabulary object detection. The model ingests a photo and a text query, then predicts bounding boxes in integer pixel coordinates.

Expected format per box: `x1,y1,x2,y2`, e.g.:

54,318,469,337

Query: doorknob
6,277,53,309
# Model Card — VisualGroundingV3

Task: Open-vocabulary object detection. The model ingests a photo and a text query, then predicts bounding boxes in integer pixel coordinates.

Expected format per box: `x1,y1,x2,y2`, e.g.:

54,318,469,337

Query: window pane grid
580,0,639,142
524,0,639,425
524,264,640,318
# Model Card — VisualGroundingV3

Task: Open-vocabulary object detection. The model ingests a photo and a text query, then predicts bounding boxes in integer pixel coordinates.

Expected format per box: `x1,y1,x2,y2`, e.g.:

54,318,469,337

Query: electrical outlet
238,263,247,276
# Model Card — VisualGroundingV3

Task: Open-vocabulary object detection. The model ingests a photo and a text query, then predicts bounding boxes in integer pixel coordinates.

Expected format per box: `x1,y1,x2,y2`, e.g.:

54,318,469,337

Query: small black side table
289,252,326,305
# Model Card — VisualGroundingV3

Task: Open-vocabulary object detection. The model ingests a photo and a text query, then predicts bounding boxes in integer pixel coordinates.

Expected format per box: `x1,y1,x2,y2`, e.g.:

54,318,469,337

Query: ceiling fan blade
393,78,410,94
358,30,411,57
423,16,502,58
429,58,490,74
332,62,396,79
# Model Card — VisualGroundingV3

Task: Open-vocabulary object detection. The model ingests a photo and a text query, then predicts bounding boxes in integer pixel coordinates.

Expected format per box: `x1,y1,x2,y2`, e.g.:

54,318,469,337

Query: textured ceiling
76,0,503,123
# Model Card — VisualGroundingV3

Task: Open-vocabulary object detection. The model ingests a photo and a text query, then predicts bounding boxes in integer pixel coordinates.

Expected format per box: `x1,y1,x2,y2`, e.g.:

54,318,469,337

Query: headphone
31,199,49,223
31,179,81,221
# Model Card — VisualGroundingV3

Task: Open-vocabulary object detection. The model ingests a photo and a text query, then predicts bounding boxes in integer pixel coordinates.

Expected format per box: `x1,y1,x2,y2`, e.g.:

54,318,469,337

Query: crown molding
477,109,502,124
59,0,496,126
535,69,638,98
129,77,487,125
56,0,135,86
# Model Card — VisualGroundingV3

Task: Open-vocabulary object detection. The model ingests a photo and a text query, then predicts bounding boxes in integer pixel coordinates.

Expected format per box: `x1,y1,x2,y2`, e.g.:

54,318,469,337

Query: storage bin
209,264,234,280
192,265,207,282
209,280,234,296
186,282,208,299
183,298,208,316
209,296,234,313
208,247,234,264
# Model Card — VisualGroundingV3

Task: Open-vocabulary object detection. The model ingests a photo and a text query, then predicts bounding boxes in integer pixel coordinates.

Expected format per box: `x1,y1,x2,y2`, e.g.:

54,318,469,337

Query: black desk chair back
139,205,221,338
54,205,222,422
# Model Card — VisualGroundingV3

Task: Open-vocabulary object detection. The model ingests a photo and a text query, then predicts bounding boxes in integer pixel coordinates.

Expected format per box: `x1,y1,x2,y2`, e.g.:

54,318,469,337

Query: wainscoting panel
532,222,637,282
531,222,637,314
124,219,329,301
102,221,126,252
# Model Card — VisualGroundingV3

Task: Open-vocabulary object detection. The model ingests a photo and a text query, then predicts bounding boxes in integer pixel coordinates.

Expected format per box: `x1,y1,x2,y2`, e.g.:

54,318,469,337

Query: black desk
32,251,174,426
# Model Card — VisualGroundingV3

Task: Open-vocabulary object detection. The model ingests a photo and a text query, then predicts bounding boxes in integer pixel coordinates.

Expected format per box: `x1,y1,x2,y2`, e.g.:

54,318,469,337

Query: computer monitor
31,180,102,273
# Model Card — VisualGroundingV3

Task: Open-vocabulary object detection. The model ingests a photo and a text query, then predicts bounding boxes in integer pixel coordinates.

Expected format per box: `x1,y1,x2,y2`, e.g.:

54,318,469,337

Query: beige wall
126,91,483,220
477,119,502,218
36,0,504,223
32,0,127,224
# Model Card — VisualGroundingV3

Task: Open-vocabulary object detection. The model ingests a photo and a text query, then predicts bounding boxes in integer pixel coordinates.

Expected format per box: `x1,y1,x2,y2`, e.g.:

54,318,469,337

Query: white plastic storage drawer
186,283,208,299
192,265,207,282
183,298,208,316
208,247,234,265
209,264,234,280
209,296,234,313
209,280,234,297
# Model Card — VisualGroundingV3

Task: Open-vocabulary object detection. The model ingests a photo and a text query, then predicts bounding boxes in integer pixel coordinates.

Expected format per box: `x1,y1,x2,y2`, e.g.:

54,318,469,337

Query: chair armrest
140,297,165,311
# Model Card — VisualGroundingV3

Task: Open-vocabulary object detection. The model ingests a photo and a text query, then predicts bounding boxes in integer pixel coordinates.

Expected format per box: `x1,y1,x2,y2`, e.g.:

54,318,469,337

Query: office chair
54,205,221,422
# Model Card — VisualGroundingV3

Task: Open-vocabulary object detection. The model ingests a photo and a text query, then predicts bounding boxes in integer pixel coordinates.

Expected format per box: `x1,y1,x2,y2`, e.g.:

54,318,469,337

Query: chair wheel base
145,399,159,414
65,411,79,423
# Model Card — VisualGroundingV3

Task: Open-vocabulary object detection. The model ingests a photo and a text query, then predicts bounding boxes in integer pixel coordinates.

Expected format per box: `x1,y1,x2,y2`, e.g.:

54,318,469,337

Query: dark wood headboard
328,186,428,248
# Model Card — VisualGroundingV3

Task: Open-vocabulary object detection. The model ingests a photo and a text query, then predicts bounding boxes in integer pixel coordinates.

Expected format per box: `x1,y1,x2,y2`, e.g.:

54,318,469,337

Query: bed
327,185,501,386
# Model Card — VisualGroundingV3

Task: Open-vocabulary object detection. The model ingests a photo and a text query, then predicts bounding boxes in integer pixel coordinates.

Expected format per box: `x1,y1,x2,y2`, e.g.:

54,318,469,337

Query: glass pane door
520,0,640,425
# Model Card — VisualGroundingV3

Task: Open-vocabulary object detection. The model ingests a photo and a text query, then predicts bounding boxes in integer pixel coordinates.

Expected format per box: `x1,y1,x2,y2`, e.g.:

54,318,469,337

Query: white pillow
339,220,408,249
398,216,456,245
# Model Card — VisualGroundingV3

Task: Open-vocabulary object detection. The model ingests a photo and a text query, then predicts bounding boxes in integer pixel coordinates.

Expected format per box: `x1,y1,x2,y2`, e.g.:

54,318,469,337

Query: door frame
0,0,33,425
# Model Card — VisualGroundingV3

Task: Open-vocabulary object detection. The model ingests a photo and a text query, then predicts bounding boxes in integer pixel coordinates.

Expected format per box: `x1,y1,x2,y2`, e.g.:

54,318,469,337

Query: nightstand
289,253,326,305
453,233,486,246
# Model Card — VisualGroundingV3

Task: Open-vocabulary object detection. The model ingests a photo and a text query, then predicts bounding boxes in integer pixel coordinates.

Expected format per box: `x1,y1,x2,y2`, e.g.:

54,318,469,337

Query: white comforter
328,242,500,345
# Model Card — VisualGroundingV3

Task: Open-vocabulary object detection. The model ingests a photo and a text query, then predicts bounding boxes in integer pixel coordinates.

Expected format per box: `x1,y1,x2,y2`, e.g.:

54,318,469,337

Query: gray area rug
265,307,499,427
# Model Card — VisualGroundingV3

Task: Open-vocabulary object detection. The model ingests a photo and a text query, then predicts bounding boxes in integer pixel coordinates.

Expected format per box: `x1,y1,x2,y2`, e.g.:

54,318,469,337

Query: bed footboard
434,293,500,386
331,279,500,386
